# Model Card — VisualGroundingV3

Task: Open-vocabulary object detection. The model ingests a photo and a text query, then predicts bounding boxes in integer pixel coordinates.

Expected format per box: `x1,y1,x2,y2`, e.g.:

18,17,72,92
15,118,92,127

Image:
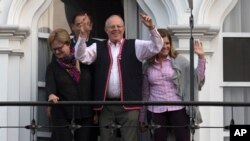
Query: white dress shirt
75,27,163,98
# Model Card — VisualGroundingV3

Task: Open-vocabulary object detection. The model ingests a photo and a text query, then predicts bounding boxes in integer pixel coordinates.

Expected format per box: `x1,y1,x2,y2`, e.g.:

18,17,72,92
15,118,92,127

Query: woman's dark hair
71,11,92,25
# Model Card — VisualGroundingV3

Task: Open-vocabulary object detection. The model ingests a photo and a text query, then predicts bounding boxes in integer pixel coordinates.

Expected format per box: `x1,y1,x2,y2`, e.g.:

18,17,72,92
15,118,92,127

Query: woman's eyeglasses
51,44,65,53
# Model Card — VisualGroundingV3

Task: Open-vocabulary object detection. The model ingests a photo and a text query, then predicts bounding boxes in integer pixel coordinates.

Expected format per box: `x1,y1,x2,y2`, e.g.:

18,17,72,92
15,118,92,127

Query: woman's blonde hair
48,28,71,47
147,28,178,65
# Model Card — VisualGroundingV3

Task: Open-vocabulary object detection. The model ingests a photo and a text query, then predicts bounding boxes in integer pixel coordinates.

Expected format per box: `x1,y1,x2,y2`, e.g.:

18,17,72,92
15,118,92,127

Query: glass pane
37,37,52,138
224,136,229,141
223,37,250,81
223,0,250,32
224,87,250,126
38,38,51,82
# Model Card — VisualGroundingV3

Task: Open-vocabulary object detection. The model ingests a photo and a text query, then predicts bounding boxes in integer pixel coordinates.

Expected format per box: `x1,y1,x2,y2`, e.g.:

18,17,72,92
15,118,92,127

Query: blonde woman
46,28,93,141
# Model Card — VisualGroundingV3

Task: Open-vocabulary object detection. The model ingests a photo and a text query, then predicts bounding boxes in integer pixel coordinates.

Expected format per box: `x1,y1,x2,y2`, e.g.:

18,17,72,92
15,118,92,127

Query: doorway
62,0,124,39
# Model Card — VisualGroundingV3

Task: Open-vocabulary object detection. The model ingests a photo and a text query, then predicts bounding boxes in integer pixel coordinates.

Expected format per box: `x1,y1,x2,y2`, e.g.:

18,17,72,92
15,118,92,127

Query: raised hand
79,14,91,38
139,13,155,30
79,24,87,37
194,39,205,59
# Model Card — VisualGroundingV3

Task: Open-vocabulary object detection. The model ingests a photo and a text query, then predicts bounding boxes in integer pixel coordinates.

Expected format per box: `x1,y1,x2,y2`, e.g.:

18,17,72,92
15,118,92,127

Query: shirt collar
154,55,171,63
108,38,124,46
73,36,89,43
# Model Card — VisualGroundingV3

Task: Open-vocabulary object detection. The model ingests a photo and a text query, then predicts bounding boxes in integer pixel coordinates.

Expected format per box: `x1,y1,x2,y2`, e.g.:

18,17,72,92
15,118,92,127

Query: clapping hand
139,13,155,30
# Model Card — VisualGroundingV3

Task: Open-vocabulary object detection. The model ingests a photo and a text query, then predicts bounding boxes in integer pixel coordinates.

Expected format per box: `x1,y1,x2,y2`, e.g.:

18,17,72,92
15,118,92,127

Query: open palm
194,40,204,58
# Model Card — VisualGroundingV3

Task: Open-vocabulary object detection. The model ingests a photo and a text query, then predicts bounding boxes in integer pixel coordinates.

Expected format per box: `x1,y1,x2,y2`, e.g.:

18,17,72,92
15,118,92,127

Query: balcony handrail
1,100,248,141
1,101,250,106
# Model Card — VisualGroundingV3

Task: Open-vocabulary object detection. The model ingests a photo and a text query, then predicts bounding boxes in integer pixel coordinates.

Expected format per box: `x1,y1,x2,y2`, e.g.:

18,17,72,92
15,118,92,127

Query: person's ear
89,22,93,30
71,24,76,32
104,27,108,34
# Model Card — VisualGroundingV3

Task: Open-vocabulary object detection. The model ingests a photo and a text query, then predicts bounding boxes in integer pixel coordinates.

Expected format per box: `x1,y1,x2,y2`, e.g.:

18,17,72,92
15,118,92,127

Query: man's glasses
51,44,65,53
107,25,124,30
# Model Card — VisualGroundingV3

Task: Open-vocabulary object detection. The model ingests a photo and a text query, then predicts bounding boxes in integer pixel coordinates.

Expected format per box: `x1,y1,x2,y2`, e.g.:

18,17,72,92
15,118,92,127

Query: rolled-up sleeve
135,27,163,62
74,37,97,65
197,58,206,82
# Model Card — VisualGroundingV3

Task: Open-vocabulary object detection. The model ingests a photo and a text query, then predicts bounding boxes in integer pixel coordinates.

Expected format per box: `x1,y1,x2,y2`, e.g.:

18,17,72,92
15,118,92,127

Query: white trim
176,48,214,56
223,131,230,137
167,25,220,40
37,131,51,138
220,82,250,87
38,81,46,88
222,32,250,37
38,32,75,39
38,32,50,39
0,48,24,56
0,25,29,41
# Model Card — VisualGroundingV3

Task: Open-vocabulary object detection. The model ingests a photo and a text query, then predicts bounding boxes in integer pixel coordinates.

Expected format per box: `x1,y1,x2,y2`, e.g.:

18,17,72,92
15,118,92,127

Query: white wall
136,0,239,141
0,0,246,141
0,0,52,141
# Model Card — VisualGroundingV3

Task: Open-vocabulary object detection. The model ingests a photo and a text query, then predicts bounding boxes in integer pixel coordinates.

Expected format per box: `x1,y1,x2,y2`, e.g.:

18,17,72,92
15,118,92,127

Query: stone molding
0,25,29,41
167,25,220,40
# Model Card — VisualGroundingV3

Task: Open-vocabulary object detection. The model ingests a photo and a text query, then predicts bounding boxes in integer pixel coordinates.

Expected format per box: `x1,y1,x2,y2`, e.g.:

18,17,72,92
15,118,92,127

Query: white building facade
1,0,250,141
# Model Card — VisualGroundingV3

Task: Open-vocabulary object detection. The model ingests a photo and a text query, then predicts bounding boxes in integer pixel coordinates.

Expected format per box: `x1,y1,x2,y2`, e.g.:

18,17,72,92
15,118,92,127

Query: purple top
139,57,206,122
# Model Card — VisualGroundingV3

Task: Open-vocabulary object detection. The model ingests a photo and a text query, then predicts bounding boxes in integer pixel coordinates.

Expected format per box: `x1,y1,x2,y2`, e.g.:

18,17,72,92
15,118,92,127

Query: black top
45,59,94,119
45,38,100,119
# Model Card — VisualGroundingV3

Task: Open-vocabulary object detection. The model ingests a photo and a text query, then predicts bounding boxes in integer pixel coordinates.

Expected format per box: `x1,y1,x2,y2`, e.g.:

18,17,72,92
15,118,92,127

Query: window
223,37,250,82
223,87,250,125
222,1,250,141
37,32,52,141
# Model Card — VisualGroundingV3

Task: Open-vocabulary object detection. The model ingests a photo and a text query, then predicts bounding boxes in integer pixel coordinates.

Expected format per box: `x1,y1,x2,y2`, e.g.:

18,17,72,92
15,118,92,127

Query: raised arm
74,18,97,64
135,14,163,62
194,40,206,82
74,37,97,65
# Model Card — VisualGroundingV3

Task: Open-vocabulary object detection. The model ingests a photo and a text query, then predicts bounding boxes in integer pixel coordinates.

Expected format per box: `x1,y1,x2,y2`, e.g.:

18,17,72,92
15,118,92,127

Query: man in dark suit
70,12,101,141
61,0,123,39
